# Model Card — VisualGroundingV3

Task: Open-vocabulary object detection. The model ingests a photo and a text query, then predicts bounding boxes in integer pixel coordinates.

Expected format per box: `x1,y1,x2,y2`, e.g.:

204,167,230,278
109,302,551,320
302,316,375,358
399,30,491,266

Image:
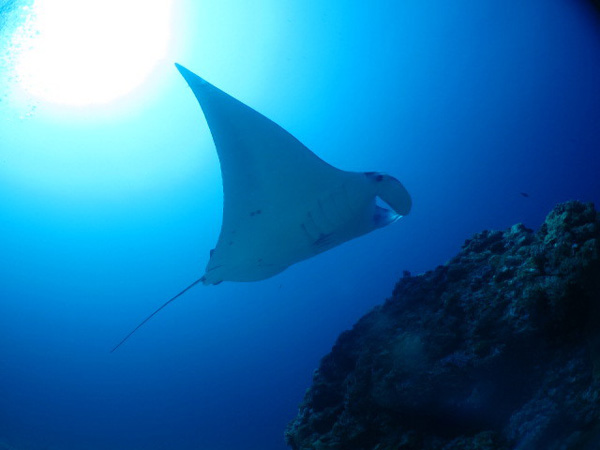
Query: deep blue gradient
1,1,599,449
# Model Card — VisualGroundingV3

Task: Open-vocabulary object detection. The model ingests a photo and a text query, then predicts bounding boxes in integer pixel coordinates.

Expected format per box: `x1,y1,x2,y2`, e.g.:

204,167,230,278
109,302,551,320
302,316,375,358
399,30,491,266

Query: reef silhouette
286,201,600,449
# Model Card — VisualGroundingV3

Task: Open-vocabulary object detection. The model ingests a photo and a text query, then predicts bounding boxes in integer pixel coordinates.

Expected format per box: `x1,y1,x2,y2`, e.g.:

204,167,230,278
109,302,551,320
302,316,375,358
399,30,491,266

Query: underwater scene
1,1,599,449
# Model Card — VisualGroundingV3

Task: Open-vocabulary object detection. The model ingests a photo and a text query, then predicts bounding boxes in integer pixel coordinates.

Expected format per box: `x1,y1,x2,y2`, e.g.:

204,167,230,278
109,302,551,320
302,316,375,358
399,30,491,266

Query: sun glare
13,0,172,106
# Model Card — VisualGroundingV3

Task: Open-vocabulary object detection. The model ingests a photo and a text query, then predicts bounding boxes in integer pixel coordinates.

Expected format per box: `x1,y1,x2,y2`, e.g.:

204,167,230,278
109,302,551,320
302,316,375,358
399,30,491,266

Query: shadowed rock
286,201,600,450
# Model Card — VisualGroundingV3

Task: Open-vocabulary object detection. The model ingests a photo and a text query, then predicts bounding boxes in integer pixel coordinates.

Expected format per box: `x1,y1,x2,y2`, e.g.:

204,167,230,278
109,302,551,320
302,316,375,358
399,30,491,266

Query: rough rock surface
286,201,600,450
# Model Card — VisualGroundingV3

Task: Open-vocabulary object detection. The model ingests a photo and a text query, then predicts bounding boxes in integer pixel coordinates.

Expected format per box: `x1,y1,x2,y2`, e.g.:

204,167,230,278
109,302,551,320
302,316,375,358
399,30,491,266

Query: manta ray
111,64,412,351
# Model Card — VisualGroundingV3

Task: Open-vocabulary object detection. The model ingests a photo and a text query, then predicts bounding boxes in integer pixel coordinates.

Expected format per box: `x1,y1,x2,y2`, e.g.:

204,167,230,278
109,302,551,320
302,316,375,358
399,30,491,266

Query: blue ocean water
0,1,599,449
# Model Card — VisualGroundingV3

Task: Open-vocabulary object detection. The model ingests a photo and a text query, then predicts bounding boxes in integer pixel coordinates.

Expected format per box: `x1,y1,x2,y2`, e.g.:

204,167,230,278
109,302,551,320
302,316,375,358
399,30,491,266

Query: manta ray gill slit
11,0,173,106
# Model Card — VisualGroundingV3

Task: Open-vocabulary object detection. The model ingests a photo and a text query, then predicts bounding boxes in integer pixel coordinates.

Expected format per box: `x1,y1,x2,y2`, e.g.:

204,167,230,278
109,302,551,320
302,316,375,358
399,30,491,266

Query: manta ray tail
110,276,205,352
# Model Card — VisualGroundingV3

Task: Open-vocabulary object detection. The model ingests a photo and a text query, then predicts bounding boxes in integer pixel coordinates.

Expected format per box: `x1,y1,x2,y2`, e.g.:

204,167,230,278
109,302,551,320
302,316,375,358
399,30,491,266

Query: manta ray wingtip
174,63,209,88
174,62,190,77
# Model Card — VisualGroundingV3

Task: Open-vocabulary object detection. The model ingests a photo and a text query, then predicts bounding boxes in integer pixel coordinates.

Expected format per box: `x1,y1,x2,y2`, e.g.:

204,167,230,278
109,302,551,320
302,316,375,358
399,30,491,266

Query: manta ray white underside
111,64,411,351
174,63,411,285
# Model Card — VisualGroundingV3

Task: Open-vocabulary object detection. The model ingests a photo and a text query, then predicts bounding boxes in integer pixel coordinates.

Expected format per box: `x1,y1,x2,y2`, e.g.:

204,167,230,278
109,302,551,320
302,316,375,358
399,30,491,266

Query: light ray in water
12,0,173,106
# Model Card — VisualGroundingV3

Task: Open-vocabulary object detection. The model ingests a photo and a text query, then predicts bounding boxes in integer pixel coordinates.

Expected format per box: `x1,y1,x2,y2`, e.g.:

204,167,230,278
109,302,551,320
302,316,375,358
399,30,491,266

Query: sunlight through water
12,0,173,106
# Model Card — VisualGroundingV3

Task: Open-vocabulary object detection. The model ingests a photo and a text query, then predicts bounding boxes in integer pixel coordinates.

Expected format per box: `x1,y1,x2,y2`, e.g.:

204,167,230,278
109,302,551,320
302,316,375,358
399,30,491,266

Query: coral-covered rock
286,201,600,450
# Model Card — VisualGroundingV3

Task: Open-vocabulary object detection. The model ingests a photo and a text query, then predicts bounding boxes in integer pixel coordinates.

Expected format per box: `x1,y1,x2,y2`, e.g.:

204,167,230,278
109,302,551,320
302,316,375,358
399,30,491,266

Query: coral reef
286,201,600,450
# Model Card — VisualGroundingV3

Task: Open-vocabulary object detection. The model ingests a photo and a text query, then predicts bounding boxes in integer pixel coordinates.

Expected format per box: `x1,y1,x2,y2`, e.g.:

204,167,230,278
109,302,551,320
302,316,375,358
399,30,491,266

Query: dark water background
0,1,599,449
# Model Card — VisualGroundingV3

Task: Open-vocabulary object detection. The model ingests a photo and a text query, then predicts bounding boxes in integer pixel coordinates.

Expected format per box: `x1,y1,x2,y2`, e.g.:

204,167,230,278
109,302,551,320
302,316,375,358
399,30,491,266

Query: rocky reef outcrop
286,201,600,450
